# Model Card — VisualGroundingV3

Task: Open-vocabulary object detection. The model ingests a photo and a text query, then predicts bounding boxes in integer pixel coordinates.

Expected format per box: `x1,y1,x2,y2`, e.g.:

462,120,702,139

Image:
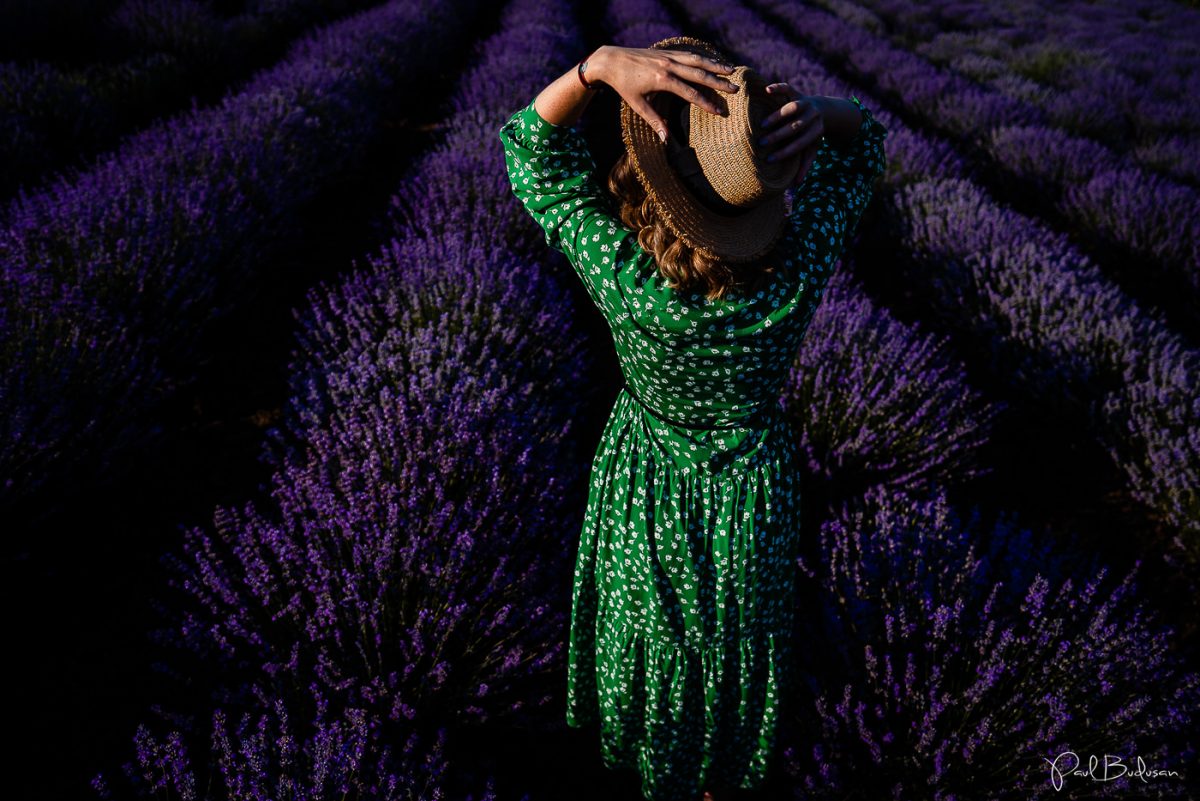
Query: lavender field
3,0,1198,799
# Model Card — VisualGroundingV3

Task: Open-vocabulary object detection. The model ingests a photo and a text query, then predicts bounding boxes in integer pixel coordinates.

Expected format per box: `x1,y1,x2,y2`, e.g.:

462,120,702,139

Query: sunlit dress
498,94,887,801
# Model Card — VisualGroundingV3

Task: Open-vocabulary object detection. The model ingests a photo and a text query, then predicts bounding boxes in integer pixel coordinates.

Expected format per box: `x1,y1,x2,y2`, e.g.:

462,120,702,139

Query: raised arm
790,96,888,252
758,87,889,256
496,44,740,313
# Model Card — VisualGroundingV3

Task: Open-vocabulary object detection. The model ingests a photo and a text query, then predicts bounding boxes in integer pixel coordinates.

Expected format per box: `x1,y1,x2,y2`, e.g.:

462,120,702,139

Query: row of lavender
94,0,596,795
840,0,1200,184
609,0,1200,796
0,0,390,201
759,0,1200,334
744,0,1200,561
0,0,477,512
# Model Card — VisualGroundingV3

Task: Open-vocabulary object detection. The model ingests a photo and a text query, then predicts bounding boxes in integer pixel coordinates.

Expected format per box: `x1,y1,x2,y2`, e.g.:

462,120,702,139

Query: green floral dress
498,94,887,800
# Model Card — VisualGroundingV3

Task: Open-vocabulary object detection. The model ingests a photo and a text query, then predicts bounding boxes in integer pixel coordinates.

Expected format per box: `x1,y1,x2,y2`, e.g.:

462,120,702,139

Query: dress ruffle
569,616,794,799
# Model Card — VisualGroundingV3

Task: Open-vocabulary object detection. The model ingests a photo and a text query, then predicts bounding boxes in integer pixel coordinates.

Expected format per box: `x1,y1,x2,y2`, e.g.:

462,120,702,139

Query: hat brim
621,100,788,264
618,36,790,264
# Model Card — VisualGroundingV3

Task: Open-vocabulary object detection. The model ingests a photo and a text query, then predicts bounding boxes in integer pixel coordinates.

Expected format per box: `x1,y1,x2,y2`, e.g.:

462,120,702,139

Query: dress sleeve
788,95,888,259
498,97,632,317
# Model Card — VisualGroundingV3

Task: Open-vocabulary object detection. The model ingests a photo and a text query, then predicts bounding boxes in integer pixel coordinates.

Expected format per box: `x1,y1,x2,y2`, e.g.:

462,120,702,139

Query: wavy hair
606,149,778,302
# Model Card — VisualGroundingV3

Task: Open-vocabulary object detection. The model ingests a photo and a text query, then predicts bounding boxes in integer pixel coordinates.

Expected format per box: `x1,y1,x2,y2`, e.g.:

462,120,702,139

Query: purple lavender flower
781,485,1200,800
0,0,484,508
782,266,1001,500
94,691,458,800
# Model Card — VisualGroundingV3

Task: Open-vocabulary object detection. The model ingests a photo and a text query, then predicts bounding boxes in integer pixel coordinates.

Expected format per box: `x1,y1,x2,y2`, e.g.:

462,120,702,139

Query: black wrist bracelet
576,51,603,92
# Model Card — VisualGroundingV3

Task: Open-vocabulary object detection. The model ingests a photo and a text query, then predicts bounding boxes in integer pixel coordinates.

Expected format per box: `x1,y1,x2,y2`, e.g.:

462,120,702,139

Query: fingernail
658,128,667,143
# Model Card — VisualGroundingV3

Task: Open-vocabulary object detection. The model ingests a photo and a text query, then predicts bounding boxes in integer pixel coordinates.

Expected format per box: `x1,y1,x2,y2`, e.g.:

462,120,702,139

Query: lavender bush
146,0,591,788
781,484,1200,800
0,0,480,510
0,0,388,200
91,687,502,801
606,0,679,46
885,177,1200,561
847,0,1200,184
165,237,587,724
749,0,1200,331
782,266,1001,501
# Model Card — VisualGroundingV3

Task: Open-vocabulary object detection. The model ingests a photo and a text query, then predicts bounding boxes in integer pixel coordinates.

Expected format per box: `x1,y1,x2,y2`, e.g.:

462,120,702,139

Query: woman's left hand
761,82,823,187
589,45,741,144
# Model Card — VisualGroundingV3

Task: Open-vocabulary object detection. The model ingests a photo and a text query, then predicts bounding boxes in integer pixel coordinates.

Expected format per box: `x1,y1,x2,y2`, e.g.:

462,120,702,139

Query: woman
497,36,887,801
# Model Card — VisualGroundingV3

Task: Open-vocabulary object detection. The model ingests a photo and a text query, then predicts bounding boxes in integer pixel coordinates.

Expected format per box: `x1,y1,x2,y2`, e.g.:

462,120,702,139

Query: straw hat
619,36,807,263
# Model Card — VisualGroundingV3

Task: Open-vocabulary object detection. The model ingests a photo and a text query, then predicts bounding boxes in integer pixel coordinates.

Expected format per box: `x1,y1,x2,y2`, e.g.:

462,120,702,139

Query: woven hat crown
619,36,807,262
687,65,799,209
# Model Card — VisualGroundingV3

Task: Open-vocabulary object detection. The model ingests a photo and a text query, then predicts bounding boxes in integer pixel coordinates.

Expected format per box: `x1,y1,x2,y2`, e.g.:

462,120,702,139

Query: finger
768,126,823,162
632,98,670,143
764,82,798,102
673,62,740,95
761,100,796,132
662,48,735,74
761,107,819,147
762,97,812,131
661,74,727,117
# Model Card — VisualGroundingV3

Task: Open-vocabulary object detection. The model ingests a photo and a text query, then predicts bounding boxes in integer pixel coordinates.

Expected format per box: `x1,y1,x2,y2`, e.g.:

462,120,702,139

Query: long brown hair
606,150,778,302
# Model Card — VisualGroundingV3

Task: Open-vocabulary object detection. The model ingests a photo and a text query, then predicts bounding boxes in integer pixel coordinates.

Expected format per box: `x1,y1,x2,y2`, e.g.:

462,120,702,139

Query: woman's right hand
761,82,823,187
589,45,742,143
